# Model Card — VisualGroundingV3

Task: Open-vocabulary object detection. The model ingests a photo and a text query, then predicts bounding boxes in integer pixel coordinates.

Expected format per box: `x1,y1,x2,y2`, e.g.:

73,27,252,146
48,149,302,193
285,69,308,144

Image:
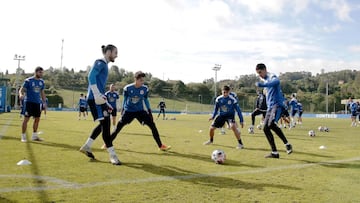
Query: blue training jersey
22,76,45,104
297,102,303,112
87,59,108,100
211,95,244,123
350,102,358,112
257,73,285,110
123,83,151,112
289,98,298,111
105,91,119,108
78,97,87,108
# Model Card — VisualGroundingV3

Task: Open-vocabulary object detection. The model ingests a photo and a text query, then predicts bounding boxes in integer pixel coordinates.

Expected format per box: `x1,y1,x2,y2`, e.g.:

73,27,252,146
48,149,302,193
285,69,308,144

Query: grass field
1,111,360,202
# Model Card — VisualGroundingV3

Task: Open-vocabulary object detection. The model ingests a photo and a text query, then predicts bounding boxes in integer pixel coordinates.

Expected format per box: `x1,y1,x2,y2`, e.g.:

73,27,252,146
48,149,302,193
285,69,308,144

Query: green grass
1,111,360,202
57,88,213,112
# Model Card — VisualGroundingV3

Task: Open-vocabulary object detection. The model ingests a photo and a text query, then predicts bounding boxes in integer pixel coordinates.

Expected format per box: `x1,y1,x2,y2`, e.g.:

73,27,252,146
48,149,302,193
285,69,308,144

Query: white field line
1,156,359,193
0,113,14,139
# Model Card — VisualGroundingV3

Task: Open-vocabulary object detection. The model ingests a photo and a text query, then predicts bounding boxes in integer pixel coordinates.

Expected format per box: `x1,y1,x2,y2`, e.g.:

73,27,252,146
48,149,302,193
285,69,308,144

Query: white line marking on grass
0,114,14,139
1,156,359,193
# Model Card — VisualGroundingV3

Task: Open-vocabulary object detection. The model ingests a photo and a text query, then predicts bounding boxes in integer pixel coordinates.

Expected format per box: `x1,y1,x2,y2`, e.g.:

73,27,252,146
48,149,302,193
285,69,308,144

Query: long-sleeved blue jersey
87,59,108,100
256,72,285,110
211,95,244,123
122,83,151,112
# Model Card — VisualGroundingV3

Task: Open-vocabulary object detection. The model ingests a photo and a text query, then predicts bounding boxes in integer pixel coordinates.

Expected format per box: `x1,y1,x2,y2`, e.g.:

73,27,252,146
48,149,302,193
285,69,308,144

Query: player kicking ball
203,85,245,149
109,71,171,151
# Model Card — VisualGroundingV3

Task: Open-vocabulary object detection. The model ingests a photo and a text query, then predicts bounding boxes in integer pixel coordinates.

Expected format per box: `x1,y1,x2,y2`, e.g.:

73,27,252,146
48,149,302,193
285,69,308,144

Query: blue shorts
291,109,298,117
264,104,284,127
88,99,111,121
351,111,357,117
211,115,235,128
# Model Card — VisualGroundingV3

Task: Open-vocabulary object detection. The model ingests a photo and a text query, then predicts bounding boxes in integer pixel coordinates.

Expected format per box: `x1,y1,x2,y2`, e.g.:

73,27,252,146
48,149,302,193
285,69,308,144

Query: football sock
107,146,116,156
210,138,214,142
85,138,94,147
238,139,243,145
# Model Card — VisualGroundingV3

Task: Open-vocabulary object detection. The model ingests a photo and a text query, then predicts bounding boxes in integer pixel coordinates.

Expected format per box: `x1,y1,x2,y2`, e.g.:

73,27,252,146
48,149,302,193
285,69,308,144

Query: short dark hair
256,63,266,70
35,66,43,73
222,85,230,91
101,44,117,54
135,71,146,80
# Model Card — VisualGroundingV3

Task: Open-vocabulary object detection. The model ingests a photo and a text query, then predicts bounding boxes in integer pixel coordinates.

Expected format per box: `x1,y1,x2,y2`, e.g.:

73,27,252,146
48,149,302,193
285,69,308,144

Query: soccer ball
211,149,226,164
318,126,324,132
256,124,262,130
308,130,315,137
248,126,254,134
323,127,329,132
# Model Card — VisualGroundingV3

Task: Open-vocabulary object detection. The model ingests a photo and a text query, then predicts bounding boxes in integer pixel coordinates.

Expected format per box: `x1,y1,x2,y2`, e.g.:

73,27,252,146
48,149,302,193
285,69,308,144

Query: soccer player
105,84,119,128
255,63,292,158
19,67,47,142
203,85,245,149
110,71,171,151
157,98,166,120
249,90,267,133
79,44,121,165
220,91,239,135
78,93,87,120
357,101,360,124
348,97,358,127
280,96,291,128
288,93,298,128
297,101,303,125
42,97,48,119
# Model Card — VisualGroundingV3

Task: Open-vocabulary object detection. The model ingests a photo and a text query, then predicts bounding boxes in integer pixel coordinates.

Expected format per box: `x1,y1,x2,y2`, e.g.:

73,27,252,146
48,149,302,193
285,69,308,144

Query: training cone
17,159,32,166
319,145,326,149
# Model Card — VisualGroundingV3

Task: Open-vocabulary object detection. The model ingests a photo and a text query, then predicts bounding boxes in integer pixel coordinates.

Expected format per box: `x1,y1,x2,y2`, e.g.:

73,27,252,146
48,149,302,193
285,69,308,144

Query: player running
249,90,267,133
109,71,171,151
203,85,245,149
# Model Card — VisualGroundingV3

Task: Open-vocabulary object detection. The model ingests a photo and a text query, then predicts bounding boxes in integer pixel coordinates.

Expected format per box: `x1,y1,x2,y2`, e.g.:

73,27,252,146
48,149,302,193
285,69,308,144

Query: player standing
78,93,87,120
157,98,166,120
203,85,245,149
19,67,46,142
348,97,358,127
288,93,298,128
110,71,171,151
255,63,292,158
79,44,121,165
105,84,119,129
297,101,303,125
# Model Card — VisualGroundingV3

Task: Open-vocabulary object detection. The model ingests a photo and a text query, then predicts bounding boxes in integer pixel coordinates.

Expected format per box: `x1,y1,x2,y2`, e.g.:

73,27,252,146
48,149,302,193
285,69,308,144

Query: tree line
3,66,360,112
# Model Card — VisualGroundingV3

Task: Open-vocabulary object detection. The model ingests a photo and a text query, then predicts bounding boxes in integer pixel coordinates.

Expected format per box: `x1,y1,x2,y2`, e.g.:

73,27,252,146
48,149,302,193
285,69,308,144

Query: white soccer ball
248,126,254,134
211,149,226,164
308,130,315,137
323,127,329,132
256,124,262,130
318,126,324,132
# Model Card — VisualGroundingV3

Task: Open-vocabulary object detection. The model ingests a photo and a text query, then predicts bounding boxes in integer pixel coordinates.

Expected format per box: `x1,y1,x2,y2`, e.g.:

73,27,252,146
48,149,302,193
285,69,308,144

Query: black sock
238,139,243,145
210,138,214,142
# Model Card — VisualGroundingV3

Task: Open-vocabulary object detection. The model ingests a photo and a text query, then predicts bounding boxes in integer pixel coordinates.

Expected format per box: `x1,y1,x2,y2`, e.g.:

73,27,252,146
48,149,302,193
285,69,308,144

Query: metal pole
326,81,328,114
60,39,64,71
212,64,221,101
13,55,25,110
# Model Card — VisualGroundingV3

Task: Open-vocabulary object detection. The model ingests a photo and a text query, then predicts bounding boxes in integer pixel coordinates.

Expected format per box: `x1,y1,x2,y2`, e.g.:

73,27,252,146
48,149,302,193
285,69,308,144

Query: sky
1,0,360,83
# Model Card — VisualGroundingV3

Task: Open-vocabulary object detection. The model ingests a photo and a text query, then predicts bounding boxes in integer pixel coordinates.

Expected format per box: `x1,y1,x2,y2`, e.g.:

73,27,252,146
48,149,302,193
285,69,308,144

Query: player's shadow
120,149,261,168
124,162,300,191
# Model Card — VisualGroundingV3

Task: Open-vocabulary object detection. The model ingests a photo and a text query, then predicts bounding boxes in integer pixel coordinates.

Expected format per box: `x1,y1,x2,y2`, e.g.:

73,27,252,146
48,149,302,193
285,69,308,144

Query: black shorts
111,108,117,117
79,107,86,112
24,101,42,118
251,109,266,118
298,111,303,117
120,110,152,126
212,115,235,128
281,109,289,117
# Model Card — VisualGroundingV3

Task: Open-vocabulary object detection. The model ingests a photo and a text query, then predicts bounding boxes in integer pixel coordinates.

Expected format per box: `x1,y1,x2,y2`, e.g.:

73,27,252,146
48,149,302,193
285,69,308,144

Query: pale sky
1,0,360,83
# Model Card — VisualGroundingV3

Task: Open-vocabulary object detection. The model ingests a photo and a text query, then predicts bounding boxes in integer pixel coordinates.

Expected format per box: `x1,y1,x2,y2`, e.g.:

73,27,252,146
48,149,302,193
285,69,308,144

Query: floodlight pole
13,54,25,110
212,64,221,100
60,39,64,71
